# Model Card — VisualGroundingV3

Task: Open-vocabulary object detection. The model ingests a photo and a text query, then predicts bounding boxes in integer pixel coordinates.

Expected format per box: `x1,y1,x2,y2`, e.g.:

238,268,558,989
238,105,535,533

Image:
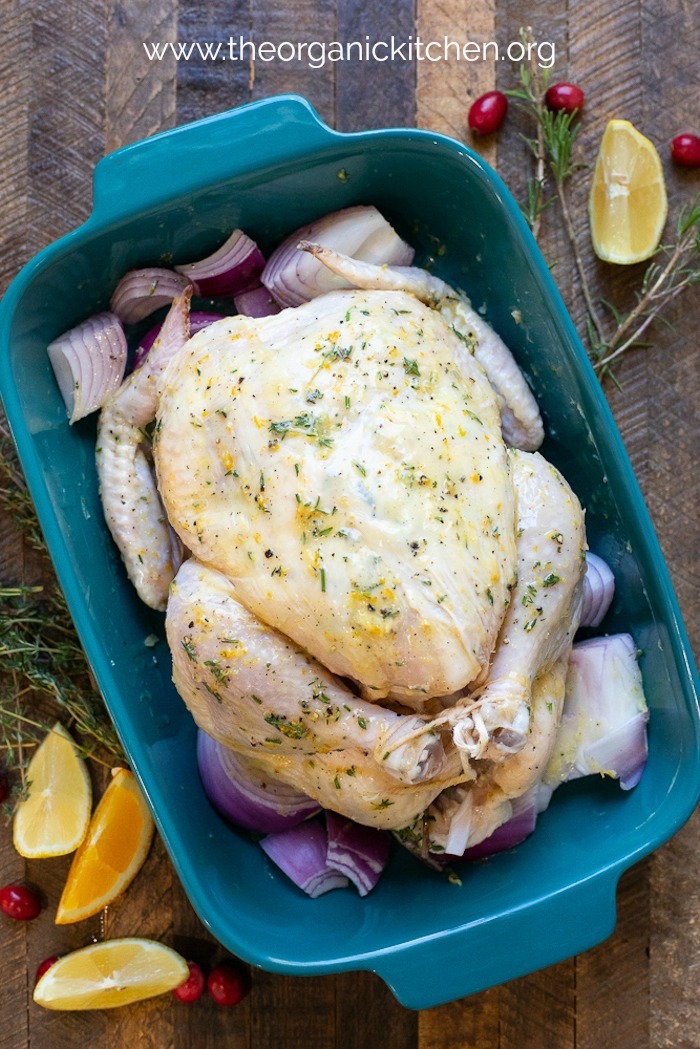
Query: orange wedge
55,767,155,924
33,938,189,1010
13,722,92,859
589,119,667,264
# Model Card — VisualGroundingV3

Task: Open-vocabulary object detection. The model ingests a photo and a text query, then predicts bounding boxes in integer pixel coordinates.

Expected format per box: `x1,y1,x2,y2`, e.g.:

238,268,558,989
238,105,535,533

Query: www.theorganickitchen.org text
142,35,556,70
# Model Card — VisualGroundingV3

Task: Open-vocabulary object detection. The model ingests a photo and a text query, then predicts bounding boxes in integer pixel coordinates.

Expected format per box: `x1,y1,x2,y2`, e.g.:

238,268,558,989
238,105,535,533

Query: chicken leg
451,449,585,762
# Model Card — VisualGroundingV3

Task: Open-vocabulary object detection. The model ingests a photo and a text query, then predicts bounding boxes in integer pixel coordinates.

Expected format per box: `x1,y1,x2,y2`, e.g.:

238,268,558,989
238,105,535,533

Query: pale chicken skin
96,268,586,840
154,289,518,705
167,558,463,829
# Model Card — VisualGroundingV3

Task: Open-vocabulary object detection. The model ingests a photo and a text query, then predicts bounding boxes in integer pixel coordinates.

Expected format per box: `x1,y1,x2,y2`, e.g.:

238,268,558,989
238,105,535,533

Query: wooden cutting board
1,0,698,1046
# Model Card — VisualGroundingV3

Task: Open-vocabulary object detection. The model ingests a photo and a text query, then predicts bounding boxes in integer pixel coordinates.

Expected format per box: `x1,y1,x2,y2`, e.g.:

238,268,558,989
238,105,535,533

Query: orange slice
13,722,91,859
33,938,188,1010
589,119,667,264
55,767,155,924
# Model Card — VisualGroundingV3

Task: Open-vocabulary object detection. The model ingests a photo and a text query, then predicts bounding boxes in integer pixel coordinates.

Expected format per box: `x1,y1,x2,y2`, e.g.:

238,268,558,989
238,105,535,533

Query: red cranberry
35,956,60,986
0,769,8,805
206,961,251,1007
173,960,205,1003
545,82,585,114
671,133,700,168
468,91,508,135
0,884,42,921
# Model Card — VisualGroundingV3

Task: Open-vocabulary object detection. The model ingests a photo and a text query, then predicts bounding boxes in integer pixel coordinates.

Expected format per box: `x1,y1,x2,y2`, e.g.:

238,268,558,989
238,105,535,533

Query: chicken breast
154,289,518,704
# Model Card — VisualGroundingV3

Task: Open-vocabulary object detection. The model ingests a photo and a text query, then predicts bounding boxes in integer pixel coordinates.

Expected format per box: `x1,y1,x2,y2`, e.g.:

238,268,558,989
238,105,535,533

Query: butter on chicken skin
154,289,518,705
96,266,586,836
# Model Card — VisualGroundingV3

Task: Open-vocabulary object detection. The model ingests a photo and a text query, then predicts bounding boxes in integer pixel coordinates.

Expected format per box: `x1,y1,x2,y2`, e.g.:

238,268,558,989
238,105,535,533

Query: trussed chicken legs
166,558,465,829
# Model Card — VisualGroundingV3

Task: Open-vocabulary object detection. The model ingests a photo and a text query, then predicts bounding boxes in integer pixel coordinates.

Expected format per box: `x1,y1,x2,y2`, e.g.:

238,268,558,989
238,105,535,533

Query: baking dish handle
91,95,336,223
373,869,620,1010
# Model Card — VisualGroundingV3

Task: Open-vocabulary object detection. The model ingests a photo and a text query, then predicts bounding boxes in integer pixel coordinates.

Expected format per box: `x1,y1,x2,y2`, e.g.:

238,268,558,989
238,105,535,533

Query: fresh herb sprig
506,30,598,338
592,200,700,377
509,27,700,381
0,417,124,804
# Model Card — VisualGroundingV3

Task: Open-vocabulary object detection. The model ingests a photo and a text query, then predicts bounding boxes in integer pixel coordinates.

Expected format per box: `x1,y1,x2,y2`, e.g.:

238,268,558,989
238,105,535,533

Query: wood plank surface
0,1,698,1047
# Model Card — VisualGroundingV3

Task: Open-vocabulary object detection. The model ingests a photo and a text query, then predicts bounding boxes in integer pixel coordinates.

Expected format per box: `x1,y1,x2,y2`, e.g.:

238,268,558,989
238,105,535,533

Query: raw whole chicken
96,238,587,847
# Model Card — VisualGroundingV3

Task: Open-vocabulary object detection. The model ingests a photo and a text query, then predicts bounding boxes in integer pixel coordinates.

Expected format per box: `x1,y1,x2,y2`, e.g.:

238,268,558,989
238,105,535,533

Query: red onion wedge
544,634,649,791
234,284,281,318
110,268,192,324
580,551,615,628
175,230,265,298
462,788,539,861
260,821,349,898
261,205,415,308
325,811,391,896
132,311,225,371
47,312,127,424
196,730,320,833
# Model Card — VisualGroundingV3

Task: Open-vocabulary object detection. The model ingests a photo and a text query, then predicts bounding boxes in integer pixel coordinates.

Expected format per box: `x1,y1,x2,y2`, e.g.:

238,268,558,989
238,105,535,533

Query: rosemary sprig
593,200,700,375
509,30,700,379
507,31,602,341
505,28,552,240
0,418,125,789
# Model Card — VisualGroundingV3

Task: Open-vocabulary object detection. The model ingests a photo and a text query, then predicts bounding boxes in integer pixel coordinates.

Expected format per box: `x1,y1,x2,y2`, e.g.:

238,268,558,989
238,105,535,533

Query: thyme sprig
506,30,600,340
0,417,125,796
592,200,700,376
509,28,700,380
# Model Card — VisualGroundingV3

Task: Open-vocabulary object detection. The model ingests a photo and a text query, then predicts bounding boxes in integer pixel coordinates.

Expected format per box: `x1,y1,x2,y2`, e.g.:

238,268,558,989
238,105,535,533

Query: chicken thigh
166,557,464,829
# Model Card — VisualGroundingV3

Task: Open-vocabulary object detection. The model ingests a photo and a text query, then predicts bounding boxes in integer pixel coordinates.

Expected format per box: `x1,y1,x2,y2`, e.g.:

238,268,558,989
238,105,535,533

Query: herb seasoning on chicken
96,233,588,840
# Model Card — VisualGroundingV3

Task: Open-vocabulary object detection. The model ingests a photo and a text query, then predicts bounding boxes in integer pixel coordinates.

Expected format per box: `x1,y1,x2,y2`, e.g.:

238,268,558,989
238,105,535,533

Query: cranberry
206,961,251,1007
671,133,700,168
468,91,508,135
35,956,60,986
173,960,205,1003
0,770,8,805
0,884,41,921
545,82,585,114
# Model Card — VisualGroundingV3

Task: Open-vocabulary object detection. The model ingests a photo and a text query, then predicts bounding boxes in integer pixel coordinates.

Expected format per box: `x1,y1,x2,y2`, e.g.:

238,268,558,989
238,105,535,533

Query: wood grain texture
567,0,652,484
335,0,416,131
335,970,418,1049
105,0,178,152
1,1,699,1046
419,986,500,1048
176,0,250,125
26,0,107,251
416,0,497,166
494,2,570,289
575,863,650,1049
0,0,30,296
639,4,700,1045
249,0,335,126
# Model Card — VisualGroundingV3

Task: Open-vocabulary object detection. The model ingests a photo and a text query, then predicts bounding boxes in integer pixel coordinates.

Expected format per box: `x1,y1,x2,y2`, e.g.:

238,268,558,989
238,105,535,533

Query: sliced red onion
234,284,281,318
580,551,615,628
325,811,391,896
132,311,225,371
110,268,192,325
175,230,265,298
47,312,127,424
261,205,415,308
196,730,320,833
260,821,349,898
582,712,649,790
463,788,539,861
544,634,649,791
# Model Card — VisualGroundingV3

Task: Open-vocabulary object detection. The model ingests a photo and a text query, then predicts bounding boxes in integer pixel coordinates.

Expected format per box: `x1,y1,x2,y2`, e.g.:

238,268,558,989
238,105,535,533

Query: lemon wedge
12,722,92,859
55,767,155,924
589,118,667,264
33,938,189,1010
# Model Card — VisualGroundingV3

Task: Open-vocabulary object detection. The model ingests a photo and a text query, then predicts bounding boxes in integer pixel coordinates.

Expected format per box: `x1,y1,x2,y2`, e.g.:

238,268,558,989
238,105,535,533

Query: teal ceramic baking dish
1,95,698,1009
